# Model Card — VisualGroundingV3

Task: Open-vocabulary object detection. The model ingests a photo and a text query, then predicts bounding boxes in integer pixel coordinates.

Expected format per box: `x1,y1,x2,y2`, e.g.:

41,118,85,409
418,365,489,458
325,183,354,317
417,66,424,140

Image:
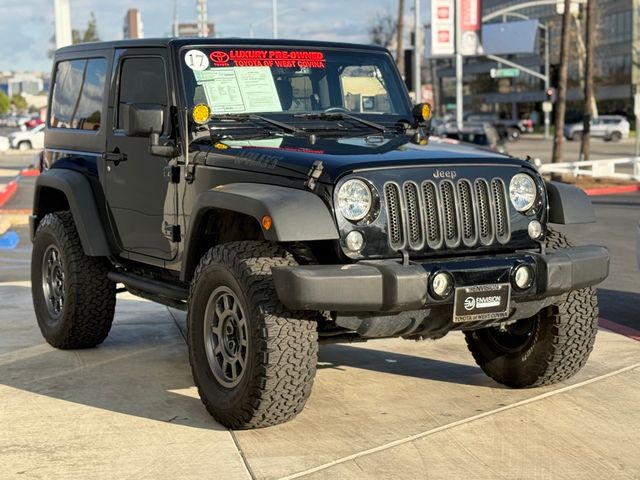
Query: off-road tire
31,212,116,349
464,229,599,387
187,241,318,429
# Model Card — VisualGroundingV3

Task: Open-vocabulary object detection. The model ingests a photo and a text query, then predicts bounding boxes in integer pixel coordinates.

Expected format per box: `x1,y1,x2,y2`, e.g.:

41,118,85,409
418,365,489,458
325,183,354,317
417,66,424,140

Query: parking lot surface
1,283,639,479
506,135,638,164
1,151,639,479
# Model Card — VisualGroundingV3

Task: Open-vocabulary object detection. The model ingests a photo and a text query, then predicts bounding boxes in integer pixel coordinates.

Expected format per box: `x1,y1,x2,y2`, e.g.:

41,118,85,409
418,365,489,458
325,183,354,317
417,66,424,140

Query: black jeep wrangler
31,38,609,429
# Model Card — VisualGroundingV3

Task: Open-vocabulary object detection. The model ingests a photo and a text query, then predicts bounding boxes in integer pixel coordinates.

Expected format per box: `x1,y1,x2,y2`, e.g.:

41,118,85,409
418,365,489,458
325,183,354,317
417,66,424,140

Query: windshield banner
209,50,326,69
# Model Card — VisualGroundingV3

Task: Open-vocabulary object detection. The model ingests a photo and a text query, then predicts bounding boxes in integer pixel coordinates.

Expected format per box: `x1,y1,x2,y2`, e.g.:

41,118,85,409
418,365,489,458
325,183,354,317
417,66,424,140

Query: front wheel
464,230,599,387
18,141,32,151
187,241,318,429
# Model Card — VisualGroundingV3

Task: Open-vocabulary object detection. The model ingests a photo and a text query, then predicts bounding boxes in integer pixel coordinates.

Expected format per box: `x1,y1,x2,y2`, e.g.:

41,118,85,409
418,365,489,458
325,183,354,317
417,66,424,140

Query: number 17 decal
184,50,209,71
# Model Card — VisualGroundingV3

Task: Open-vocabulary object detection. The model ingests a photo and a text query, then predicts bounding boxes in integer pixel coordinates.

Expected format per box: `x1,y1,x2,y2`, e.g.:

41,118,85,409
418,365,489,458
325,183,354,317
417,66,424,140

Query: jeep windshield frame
176,45,414,133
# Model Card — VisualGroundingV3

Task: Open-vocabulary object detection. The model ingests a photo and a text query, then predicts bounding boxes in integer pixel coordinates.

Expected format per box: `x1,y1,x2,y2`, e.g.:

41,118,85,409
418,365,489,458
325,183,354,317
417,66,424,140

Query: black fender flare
545,181,596,224
33,169,112,256
181,183,339,281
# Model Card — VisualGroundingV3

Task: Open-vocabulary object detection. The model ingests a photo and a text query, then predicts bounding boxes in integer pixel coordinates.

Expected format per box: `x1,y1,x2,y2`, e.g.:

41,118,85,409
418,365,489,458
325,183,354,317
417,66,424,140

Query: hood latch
305,160,324,191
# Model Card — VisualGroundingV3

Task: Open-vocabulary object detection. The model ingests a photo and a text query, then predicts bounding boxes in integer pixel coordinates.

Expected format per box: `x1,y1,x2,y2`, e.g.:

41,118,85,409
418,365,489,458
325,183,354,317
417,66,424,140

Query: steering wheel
322,106,351,114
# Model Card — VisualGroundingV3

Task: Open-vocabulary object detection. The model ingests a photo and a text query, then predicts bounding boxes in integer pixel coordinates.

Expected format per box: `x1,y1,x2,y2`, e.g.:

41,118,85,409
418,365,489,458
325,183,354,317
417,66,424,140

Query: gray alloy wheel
203,286,249,388
41,244,65,320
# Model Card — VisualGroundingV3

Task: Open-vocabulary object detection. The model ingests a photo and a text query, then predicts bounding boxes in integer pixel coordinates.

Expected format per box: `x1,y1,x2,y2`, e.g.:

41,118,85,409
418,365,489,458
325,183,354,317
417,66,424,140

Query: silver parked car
564,115,630,142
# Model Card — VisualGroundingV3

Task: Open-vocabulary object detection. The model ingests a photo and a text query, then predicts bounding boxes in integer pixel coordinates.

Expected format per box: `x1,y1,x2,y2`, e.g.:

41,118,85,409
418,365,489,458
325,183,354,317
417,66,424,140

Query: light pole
455,0,463,128
272,0,278,38
413,0,422,103
543,23,550,140
251,6,303,38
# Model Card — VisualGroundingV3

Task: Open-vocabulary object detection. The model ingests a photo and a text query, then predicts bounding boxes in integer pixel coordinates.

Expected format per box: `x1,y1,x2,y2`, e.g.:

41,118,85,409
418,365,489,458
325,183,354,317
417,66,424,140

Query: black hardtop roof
56,37,390,55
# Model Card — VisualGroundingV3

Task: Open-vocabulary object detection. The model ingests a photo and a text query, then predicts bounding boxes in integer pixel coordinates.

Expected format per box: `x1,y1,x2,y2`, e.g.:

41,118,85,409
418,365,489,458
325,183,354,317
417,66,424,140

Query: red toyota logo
209,51,230,63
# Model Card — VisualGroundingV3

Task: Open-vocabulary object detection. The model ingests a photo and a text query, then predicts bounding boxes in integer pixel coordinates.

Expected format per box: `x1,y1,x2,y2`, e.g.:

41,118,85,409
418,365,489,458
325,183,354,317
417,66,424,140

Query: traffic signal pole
551,0,572,168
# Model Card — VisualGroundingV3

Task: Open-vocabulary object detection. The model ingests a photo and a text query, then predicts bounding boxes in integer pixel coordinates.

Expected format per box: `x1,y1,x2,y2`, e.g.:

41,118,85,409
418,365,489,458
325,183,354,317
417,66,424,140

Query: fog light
431,271,453,299
514,264,534,290
345,230,364,252
528,220,543,239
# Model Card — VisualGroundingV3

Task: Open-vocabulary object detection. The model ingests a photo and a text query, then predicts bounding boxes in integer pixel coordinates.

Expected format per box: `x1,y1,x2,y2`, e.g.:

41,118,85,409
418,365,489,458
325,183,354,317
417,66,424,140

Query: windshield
179,46,412,123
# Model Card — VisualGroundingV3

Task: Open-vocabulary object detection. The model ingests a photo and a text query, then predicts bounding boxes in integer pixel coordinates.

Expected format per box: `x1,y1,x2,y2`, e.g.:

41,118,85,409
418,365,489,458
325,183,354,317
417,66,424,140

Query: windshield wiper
209,113,304,135
294,112,388,133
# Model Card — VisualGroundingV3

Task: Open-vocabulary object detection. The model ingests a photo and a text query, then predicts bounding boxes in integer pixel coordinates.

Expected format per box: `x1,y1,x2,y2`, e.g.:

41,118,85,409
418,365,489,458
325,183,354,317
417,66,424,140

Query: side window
49,58,107,131
50,59,86,128
339,65,392,114
117,57,168,130
72,59,107,131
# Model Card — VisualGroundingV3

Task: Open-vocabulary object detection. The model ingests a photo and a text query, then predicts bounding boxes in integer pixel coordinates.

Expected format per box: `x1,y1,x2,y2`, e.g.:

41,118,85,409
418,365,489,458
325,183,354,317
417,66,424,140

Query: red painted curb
584,185,640,196
0,180,18,208
20,168,40,177
599,318,640,342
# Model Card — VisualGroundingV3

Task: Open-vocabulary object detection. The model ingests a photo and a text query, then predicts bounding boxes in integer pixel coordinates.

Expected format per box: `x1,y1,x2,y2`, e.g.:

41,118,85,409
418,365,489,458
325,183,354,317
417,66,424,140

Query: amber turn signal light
412,102,432,123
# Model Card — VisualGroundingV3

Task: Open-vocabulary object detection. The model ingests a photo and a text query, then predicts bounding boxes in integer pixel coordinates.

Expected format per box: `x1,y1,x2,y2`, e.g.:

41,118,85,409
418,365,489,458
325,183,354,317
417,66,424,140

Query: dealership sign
431,0,455,56
458,0,483,56
431,0,483,57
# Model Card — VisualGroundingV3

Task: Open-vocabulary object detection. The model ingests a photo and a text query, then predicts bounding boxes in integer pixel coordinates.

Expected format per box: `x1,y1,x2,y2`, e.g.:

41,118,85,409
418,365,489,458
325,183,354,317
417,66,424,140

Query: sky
0,0,427,73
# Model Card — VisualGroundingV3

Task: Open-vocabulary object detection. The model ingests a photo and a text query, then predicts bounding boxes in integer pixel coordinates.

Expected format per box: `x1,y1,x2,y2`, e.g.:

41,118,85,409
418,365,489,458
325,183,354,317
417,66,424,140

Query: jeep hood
202,134,530,183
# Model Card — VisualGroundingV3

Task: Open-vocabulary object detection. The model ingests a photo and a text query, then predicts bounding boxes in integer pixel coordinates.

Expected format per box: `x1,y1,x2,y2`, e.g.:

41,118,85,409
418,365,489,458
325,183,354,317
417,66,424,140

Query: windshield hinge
163,165,180,184
305,160,324,191
163,223,181,243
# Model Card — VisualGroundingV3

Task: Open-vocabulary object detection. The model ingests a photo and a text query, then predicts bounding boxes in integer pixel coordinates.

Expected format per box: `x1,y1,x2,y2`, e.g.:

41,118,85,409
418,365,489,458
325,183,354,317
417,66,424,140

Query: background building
431,0,640,123
123,9,144,39
0,72,46,96
177,22,215,37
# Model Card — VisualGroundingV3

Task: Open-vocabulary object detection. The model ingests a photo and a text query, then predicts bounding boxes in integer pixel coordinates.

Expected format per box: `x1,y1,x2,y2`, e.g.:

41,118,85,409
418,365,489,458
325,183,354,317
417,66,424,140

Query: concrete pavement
1,281,639,479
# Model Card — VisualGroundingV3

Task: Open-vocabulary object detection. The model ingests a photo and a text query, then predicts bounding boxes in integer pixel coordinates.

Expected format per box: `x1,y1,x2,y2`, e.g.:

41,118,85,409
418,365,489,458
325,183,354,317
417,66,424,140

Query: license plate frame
452,283,511,323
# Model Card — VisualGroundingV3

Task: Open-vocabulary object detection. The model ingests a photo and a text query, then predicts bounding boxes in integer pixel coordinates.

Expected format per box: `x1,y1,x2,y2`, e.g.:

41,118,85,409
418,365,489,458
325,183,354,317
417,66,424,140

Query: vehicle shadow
2,284,496,432
317,343,495,387
0,286,224,432
597,288,640,330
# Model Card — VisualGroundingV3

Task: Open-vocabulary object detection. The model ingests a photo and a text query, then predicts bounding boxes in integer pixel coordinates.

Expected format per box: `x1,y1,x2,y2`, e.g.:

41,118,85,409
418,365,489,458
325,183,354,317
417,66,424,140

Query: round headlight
337,179,372,221
509,173,537,212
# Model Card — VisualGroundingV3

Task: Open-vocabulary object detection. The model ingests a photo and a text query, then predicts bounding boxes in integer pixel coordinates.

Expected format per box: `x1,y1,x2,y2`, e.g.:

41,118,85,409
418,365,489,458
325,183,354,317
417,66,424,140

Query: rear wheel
187,241,318,429
18,141,31,151
464,230,599,387
569,132,582,141
506,127,520,142
609,131,622,142
31,212,116,349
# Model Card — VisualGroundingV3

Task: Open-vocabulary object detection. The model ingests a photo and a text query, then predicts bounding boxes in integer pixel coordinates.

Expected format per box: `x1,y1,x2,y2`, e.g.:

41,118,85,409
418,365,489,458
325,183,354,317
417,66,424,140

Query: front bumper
272,246,609,313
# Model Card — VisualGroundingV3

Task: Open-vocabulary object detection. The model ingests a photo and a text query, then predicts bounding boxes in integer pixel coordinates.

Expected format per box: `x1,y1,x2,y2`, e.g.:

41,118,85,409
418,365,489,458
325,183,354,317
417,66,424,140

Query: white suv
8,123,45,150
564,115,630,142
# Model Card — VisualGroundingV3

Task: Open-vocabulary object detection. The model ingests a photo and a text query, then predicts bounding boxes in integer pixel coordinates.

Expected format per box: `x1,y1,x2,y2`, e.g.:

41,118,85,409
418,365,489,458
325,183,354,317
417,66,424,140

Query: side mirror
121,103,164,137
149,133,179,158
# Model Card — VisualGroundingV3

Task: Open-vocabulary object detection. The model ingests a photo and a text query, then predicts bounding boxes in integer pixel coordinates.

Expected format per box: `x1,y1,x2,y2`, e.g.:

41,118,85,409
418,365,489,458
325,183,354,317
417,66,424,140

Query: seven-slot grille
383,178,510,251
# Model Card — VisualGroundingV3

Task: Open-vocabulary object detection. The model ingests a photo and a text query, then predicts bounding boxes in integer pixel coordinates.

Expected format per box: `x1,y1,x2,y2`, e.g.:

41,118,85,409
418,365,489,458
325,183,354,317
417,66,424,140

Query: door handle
102,152,127,162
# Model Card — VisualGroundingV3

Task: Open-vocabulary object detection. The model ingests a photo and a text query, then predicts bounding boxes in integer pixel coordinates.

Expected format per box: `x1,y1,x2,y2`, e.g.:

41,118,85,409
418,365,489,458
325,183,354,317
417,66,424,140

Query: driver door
103,50,178,261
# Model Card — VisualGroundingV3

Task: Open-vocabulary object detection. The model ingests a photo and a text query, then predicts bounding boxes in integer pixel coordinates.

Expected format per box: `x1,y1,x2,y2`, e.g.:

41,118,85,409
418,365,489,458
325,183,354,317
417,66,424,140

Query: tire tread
32,212,116,349
188,241,317,429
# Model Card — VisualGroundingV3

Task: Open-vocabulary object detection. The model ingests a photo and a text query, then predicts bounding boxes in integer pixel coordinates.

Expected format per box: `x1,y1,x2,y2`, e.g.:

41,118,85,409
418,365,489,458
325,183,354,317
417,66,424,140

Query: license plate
453,283,511,323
